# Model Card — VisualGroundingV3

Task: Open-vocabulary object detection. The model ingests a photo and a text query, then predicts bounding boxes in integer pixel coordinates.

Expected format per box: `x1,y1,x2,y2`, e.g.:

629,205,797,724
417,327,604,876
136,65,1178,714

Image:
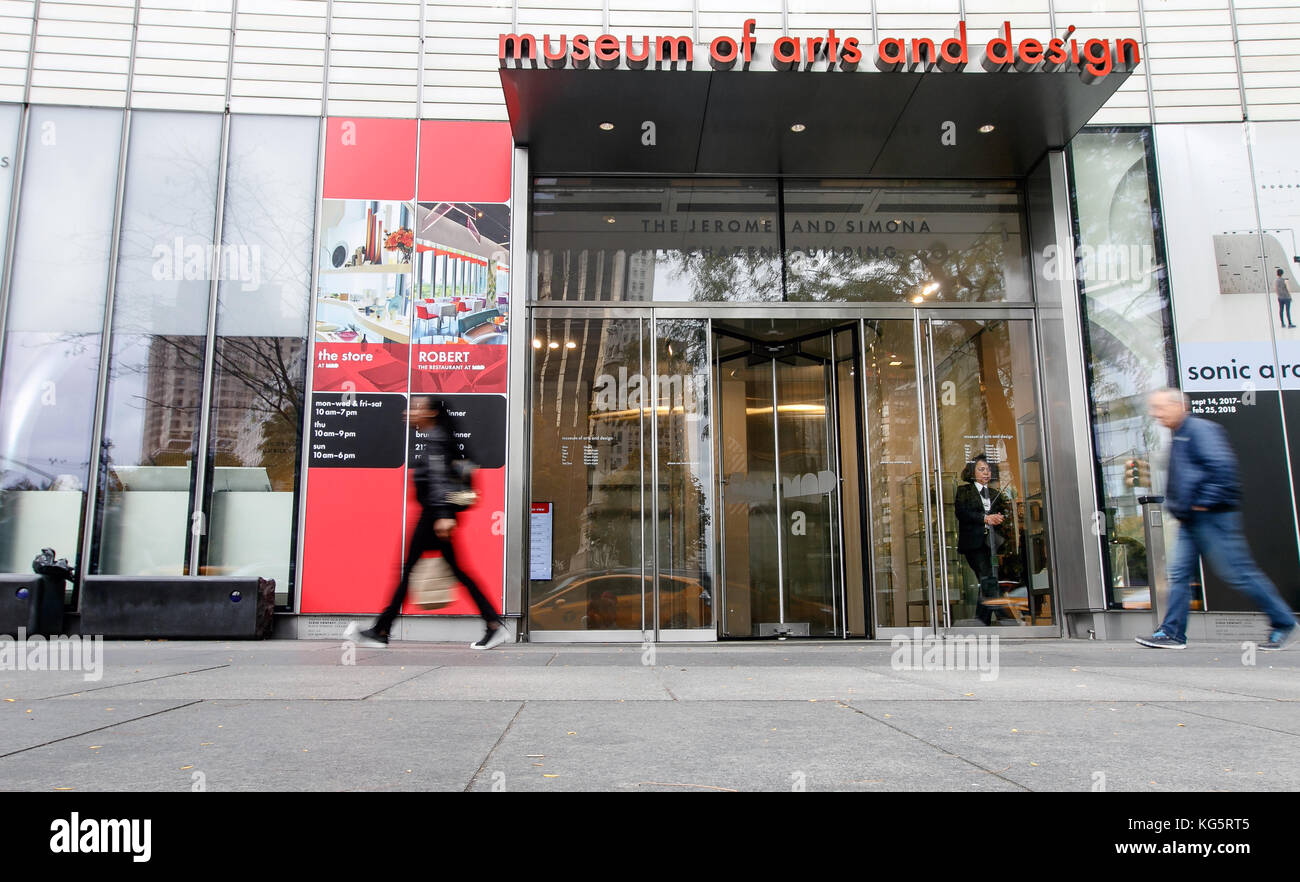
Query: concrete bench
0,573,65,636
79,576,275,639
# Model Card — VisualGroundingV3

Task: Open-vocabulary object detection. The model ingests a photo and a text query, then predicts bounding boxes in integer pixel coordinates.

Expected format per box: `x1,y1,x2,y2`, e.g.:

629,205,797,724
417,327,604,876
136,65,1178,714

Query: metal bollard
1138,496,1167,627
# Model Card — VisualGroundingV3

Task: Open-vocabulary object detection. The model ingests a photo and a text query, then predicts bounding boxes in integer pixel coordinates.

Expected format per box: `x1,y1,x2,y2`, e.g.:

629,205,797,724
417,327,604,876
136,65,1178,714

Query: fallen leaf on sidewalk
180,765,192,770
89,746,101,750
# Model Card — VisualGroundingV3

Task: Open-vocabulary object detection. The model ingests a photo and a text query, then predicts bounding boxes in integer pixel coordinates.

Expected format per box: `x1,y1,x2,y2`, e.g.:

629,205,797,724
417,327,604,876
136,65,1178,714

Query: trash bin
29,547,72,635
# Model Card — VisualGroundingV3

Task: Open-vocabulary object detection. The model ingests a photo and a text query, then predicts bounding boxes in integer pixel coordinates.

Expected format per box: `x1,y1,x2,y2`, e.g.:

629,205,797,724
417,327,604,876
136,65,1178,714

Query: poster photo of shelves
313,199,413,393
410,201,510,394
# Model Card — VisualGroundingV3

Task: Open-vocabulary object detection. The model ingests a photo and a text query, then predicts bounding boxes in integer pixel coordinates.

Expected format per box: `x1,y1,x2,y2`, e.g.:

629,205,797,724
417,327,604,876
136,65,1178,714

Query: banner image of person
1155,122,1300,613
312,198,413,394
410,201,510,394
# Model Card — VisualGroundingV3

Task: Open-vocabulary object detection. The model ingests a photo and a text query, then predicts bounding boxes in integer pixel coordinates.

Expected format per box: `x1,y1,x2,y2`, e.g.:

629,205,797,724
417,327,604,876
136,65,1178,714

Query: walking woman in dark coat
344,396,510,649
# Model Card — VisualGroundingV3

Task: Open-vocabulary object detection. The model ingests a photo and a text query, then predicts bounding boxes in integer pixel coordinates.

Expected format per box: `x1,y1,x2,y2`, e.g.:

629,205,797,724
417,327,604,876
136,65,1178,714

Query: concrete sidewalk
1,637,1296,791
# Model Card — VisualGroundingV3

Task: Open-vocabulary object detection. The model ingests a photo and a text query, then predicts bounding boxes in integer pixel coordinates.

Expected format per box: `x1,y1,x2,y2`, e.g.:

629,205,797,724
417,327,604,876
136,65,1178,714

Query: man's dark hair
960,454,999,484
1279,268,1285,277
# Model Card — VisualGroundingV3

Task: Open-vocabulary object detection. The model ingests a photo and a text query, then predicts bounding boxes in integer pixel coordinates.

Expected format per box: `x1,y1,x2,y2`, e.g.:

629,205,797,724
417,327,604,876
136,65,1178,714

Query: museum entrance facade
524,179,1058,640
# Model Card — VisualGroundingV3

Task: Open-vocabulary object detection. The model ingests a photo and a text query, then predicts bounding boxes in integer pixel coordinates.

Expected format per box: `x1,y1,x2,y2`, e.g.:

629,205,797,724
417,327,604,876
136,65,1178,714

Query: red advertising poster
418,121,511,203
300,117,512,620
409,202,511,394
323,117,417,201
300,393,409,613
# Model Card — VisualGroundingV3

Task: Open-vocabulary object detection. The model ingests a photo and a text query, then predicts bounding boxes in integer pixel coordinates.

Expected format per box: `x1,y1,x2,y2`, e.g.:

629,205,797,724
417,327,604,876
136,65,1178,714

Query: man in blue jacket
1137,388,1298,650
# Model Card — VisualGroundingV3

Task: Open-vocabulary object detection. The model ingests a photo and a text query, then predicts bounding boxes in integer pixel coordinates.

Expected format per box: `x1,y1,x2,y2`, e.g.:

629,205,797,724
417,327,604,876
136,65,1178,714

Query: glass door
526,309,716,641
921,314,1055,632
871,311,1056,635
713,320,859,637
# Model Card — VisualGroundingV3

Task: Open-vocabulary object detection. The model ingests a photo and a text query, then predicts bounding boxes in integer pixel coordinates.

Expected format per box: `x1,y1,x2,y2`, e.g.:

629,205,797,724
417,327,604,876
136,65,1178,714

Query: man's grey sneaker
1135,632,1186,649
1259,623,1298,651
342,622,388,647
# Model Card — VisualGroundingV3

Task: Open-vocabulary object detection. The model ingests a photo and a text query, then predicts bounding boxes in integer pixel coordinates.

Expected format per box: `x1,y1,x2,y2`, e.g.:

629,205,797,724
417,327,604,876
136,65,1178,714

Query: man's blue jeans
1158,509,1297,642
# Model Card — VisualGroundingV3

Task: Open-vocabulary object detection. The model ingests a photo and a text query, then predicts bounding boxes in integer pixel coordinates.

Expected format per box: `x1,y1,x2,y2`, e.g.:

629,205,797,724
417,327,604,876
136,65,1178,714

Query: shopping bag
410,555,457,609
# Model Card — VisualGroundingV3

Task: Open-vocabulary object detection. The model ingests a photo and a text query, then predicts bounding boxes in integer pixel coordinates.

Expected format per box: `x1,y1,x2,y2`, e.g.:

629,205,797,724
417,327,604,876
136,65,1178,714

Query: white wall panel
232,0,325,115
423,0,511,120
700,0,779,44
0,0,1293,126
31,0,133,105
132,0,231,111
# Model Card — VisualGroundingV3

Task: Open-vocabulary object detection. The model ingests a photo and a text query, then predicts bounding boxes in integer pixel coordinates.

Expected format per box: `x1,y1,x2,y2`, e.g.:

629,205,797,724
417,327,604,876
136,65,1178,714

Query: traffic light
1124,458,1150,488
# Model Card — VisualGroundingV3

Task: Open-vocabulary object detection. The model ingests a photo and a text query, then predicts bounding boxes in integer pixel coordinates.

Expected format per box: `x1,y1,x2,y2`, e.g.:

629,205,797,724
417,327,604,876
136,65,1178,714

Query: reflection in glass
528,317,649,630
1069,129,1176,608
928,319,1052,626
654,319,714,630
834,328,867,635
716,353,779,634
0,107,122,573
531,178,782,302
93,111,222,576
776,354,837,635
201,115,317,602
783,181,1031,302
864,320,928,628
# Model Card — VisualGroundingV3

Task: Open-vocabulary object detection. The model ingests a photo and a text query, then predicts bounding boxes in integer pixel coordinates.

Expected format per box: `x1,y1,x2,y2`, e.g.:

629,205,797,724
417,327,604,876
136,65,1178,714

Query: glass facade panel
92,111,223,576
531,178,783,302
783,181,1031,302
1069,128,1177,609
528,316,649,631
929,318,1053,626
864,319,928,628
201,115,318,603
0,107,123,574
653,318,714,630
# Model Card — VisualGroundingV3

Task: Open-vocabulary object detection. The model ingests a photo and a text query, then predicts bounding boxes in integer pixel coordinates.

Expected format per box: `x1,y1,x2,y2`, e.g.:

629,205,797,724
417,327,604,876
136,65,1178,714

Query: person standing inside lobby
1277,268,1295,329
955,455,1011,626
1137,388,1298,650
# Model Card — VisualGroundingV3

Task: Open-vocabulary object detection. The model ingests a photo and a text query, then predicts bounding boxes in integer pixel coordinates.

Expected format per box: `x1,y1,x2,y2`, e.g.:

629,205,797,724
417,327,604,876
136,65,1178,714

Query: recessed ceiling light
548,341,560,349
979,124,995,133
565,341,577,349
604,216,615,224
923,282,940,295
532,339,542,349
889,360,903,366
790,123,807,132
912,295,924,303
599,122,615,131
